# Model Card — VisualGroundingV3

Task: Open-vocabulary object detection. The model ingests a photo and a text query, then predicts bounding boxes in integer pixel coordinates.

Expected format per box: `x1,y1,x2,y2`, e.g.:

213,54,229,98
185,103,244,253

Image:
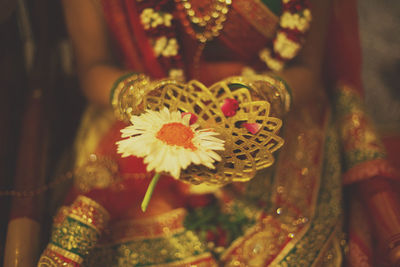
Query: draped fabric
37,0,399,266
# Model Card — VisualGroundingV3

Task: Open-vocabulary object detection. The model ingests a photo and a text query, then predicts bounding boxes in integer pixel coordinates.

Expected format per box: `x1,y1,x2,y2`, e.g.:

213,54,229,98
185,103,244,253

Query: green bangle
266,74,292,113
109,72,137,104
269,74,293,103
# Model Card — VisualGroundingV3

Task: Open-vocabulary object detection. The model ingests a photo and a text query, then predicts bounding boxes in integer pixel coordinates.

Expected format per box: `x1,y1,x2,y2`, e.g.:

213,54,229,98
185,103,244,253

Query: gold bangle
111,73,151,121
237,72,292,116
258,74,292,114
109,72,136,104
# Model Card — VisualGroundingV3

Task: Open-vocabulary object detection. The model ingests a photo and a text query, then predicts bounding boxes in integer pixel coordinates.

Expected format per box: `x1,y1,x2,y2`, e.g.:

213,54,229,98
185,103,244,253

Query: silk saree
38,0,398,266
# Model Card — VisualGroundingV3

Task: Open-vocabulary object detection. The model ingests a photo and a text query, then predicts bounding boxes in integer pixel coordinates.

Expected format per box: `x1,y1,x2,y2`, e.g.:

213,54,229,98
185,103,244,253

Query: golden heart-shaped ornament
130,77,285,185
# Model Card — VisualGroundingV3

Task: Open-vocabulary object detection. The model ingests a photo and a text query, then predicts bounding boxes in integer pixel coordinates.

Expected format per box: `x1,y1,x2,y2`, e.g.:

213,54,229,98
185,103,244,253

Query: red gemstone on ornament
182,112,198,125
243,123,262,134
221,98,239,117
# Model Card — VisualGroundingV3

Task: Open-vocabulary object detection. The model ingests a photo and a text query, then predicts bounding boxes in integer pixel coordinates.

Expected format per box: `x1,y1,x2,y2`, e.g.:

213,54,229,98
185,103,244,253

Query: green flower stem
141,173,161,212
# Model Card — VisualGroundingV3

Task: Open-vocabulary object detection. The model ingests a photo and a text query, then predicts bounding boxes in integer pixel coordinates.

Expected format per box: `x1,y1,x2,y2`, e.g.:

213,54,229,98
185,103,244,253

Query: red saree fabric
326,1,400,266
325,0,363,94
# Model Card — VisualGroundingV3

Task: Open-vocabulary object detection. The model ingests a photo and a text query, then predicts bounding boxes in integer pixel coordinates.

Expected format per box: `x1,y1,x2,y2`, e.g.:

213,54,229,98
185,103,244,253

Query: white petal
178,151,191,169
182,113,191,125
171,166,180,178
190,151,201,165
207,150,222,161
153,145,168,168
117,107,227,181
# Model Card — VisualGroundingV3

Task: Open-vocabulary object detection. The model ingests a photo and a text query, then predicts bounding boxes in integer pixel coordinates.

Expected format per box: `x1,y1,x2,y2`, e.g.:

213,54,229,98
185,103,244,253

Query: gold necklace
175,0,232,43
175,0,232,78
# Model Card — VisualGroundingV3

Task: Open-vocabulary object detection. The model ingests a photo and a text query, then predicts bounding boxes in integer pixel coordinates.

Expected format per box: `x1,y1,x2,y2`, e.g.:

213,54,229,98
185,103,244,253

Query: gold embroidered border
220,215,290,265
272,112,343,266
220,106,331,266
149,253,218,267
311,222,344,267
267,109,330,266
86,229,212,266
335,83,390,180
105,208,187,243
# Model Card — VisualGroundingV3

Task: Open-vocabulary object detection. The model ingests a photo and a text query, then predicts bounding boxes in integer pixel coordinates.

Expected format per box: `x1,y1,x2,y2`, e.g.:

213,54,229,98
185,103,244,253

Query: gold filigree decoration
137,77,284,185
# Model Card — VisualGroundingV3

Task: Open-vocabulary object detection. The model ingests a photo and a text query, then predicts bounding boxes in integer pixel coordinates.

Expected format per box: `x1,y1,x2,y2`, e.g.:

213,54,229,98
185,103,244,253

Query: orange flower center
156,122,196,150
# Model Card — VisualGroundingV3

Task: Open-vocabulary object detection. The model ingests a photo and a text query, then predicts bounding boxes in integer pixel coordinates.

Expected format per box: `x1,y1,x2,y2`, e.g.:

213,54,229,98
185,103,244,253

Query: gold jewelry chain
0,169,155,198
175,0,232,78
0,172,74,198
181,0,230,26
175,0,232,43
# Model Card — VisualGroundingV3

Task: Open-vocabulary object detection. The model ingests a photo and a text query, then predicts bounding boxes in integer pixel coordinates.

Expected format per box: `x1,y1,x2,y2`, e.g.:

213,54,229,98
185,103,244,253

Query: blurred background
359,0,400,131
359,0,400,182
0,0,399,264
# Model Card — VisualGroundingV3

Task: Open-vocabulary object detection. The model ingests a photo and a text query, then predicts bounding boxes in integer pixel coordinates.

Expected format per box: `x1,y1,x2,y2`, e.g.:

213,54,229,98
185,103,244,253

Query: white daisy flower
116,107,225,179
